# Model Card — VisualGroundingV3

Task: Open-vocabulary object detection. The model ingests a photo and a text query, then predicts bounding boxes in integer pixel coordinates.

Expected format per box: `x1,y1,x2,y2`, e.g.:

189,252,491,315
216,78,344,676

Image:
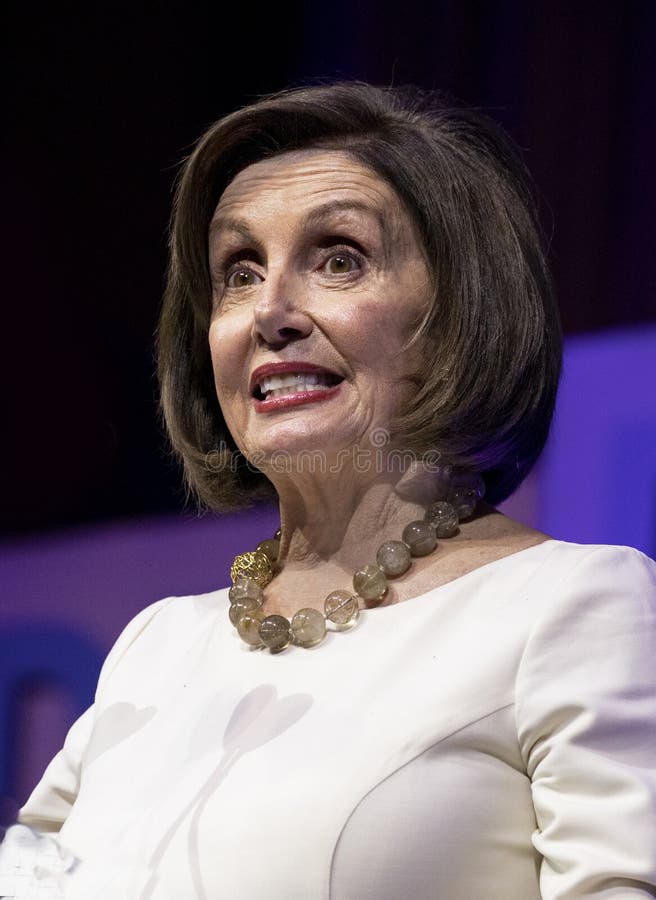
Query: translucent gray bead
353,564,388,602
324,591,360,630
256,538,281,574
424,501,459,538
259,614,292,651
229,576,264,606
401,520,437,557
291,608,327,647
376,540,412,577
256,538,280,563
237,609,266,646
229,595,262,626
449,489,478,520
439,468,485,520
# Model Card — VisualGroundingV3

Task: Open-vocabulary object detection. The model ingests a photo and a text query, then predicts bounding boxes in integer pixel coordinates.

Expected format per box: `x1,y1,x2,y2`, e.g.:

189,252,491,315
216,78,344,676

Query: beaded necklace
228,470,484,653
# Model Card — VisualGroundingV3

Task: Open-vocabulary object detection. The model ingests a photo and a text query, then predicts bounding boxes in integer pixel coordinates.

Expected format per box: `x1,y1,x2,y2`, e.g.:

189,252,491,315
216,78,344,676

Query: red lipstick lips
250,361,343,412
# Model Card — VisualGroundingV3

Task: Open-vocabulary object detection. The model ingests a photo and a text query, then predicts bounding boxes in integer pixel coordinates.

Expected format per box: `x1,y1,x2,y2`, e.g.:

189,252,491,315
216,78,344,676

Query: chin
244,431,358,478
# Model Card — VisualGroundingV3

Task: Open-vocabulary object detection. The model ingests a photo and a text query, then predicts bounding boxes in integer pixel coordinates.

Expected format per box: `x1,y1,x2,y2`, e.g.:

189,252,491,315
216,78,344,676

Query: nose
251,272,313,349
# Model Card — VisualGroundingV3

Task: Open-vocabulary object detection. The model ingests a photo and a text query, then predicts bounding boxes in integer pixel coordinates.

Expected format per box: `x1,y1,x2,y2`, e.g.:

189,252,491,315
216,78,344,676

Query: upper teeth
258,372,333,396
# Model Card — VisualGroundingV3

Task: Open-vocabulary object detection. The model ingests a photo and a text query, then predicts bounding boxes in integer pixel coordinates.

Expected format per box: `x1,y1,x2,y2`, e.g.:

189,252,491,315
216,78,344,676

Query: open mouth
253,371,343,401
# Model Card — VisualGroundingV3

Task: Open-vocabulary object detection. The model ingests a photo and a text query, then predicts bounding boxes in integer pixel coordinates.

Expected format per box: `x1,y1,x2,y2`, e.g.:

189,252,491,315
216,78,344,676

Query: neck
270,463,443,576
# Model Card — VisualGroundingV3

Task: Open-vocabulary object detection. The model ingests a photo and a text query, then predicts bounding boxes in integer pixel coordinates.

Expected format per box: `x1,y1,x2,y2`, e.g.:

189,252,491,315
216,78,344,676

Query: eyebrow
208,217,261,247
302,199,389,234
208,199,393,250
304,199,395,264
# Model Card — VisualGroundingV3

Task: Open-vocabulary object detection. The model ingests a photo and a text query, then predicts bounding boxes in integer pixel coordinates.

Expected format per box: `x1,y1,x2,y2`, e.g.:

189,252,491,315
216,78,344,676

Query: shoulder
513,540,656,671
474,509,656,600
515,541,656,739
527,540,656,619
542,538,655,573
96,585,231,693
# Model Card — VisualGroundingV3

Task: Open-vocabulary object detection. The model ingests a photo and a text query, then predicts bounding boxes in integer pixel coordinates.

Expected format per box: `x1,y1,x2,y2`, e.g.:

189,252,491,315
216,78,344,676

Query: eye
226,267,263,288
321,249,363,276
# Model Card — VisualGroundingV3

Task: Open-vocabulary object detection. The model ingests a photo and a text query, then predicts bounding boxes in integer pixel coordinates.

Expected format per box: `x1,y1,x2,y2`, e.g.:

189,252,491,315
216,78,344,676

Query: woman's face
207,149,432,473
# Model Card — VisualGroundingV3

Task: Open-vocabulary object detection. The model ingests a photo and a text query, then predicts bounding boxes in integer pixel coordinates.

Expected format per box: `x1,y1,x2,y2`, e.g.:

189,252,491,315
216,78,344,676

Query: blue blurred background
2,1,655,825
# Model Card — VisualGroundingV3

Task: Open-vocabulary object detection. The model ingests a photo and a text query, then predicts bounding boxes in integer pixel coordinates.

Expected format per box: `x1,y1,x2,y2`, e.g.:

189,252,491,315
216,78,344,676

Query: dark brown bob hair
158,81,561,509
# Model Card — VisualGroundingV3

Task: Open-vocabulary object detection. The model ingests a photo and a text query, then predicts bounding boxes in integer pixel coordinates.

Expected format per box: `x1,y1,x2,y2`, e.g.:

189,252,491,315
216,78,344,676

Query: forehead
211,149,407,230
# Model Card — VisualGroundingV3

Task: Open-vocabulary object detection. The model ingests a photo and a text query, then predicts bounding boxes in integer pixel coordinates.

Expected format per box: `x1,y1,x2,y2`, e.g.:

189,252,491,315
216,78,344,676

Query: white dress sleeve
515,546,656,898
0,599,173,898
17,597,172,833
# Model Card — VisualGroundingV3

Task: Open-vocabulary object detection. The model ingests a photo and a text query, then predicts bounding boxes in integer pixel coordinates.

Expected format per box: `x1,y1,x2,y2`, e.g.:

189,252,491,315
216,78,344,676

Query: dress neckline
369,537,561,615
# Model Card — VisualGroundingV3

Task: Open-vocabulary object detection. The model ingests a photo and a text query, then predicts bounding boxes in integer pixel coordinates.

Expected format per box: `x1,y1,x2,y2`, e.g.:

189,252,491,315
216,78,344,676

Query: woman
6,83,656,898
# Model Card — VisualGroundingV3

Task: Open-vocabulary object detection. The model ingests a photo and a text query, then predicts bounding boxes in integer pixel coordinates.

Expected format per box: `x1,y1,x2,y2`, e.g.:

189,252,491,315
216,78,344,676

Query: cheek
340,298,419,372
208,317,245,393
207,335,244,441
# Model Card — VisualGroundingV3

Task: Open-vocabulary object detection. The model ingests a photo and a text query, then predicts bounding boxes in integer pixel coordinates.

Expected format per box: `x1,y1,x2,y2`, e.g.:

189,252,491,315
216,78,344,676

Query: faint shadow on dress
139,683,313,900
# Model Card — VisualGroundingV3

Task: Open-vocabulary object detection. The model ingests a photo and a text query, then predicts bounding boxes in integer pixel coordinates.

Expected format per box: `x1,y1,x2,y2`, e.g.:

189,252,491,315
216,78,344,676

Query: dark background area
4,1,655,536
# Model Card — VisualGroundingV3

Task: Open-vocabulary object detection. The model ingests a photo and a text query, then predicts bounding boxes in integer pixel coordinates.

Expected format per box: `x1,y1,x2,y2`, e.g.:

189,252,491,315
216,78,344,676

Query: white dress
9,540,656,899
